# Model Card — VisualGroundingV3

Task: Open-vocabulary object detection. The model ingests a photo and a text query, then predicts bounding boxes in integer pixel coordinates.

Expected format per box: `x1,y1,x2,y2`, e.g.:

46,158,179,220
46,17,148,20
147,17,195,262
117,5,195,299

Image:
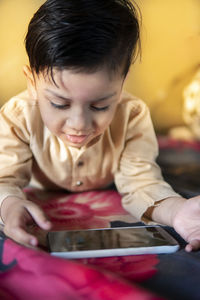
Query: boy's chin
65,141,86,148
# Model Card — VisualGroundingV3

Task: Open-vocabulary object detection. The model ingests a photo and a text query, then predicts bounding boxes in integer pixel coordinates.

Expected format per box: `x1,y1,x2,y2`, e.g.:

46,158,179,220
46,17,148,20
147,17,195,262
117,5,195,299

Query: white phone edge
51,245,180,259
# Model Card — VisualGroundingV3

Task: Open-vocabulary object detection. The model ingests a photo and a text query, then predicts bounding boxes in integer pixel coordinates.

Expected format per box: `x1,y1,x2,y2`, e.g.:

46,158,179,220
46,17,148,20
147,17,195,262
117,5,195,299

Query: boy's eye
50,102,70,109
50,101,110,112
90,105,110,112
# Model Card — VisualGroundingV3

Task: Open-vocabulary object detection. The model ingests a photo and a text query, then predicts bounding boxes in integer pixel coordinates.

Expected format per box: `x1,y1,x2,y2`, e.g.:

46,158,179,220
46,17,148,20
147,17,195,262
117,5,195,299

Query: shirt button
77,161,84,167
76,181,83,186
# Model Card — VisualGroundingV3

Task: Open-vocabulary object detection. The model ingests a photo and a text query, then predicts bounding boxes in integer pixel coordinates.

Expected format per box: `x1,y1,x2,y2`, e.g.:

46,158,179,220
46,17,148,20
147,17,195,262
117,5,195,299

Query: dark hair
25,0,141,80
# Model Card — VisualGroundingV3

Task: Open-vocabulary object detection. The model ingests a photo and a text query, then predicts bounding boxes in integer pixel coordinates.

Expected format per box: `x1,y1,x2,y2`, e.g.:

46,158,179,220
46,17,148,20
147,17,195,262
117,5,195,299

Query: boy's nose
66,113,91,132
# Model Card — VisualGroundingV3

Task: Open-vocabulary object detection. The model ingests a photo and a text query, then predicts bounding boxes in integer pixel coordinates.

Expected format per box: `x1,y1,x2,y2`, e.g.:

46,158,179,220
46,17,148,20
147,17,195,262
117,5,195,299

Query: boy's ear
23,65,37,100
124,69,130,82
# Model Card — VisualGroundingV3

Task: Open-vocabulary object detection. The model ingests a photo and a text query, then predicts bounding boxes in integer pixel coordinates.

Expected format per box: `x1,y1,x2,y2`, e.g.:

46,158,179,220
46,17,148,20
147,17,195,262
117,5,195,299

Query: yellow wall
1,0,200,131
0,0,44,104
125,0,200,131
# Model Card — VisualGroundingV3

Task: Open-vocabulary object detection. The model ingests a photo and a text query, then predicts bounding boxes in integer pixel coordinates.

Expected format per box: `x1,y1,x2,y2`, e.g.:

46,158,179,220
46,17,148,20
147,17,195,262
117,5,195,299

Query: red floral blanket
0,189,164,300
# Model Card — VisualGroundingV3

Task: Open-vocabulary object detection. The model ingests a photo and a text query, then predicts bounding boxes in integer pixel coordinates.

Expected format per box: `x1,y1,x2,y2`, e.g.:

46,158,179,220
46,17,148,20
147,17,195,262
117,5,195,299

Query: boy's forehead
36,67,124,88
33,67,125,104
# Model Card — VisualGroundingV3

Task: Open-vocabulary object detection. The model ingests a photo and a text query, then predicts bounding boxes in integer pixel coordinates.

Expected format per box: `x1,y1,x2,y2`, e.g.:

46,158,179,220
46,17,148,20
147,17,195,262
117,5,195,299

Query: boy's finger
25,202,52,230
185,239,200,252
4,226,38,247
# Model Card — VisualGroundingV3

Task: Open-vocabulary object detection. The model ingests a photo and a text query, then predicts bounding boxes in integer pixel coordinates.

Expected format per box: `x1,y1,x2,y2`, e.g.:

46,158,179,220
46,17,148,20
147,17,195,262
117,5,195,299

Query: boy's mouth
66,134,88,144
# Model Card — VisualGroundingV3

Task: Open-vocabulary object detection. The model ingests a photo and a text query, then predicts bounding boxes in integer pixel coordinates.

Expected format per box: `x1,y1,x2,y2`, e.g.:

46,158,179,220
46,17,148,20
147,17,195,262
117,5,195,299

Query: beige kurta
0,90,179,222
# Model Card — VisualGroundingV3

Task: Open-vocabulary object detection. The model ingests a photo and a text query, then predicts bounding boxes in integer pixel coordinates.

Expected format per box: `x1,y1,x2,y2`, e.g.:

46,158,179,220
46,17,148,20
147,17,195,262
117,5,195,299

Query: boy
1,0,200,252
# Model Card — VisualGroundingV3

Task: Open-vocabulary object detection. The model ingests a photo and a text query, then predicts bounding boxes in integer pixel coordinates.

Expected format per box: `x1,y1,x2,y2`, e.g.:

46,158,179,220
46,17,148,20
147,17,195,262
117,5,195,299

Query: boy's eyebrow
45,89,117,102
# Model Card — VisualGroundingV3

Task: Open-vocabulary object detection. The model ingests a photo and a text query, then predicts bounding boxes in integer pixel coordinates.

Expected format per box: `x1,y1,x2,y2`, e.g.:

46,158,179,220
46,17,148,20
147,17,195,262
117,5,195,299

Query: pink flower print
0,239,163,300
79,254,159,282
24,189,133,231
23,188,159,284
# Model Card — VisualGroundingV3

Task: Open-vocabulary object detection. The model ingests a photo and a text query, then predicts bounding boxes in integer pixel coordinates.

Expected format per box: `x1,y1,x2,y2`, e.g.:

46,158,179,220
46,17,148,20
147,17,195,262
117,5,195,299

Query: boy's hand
172,196,200,252
1,196,52,247
149,196,200,252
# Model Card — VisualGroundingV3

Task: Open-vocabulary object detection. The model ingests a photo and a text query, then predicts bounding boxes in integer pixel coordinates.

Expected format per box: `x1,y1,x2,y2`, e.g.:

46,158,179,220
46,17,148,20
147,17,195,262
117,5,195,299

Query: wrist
150,197,186,226
170,197,187,227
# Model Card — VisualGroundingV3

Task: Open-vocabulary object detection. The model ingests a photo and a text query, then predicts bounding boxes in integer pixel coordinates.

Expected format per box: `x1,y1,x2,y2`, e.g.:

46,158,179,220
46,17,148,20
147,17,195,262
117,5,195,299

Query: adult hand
1,196,51,247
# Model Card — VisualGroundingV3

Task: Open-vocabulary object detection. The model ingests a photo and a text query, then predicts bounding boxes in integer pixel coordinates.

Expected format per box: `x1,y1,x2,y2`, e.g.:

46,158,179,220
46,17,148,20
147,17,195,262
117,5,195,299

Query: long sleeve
0,98,33,206
114,99,180,223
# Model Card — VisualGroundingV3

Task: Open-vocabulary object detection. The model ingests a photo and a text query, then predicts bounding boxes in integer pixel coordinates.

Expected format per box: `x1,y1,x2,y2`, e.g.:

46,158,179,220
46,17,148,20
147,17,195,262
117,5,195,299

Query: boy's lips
66,134,88,144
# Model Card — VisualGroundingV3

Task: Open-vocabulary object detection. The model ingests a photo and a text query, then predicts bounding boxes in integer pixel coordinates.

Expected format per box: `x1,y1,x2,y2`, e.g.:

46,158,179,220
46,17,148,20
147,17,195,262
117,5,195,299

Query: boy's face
24,67,125,148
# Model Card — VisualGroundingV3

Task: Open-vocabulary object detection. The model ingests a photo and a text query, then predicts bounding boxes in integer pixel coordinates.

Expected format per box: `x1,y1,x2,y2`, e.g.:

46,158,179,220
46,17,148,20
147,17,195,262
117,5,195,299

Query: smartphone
47,226,179,259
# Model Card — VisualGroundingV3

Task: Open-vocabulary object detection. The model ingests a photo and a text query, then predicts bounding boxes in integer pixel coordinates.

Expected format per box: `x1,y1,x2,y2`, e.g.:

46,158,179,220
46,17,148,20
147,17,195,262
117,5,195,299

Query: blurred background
0,0,200,134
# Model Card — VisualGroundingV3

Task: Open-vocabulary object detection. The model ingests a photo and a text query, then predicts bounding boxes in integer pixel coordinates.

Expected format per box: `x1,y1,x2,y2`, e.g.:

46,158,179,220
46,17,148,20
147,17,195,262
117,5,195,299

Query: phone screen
48,226,179,255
